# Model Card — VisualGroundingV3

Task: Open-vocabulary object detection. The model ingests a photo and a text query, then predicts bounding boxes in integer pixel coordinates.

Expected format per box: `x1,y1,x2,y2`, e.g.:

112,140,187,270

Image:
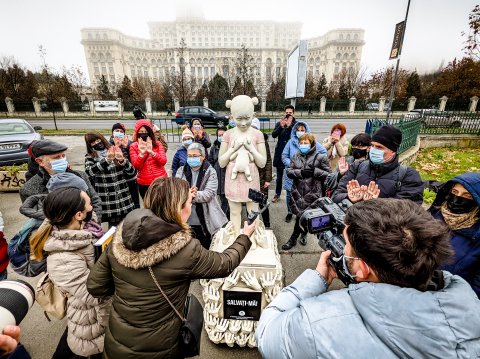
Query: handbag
148,267,204,358
35,272,68,320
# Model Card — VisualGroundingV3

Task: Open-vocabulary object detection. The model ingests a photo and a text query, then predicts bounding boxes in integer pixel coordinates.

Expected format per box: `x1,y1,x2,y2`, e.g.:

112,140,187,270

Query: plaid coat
85,155,136,222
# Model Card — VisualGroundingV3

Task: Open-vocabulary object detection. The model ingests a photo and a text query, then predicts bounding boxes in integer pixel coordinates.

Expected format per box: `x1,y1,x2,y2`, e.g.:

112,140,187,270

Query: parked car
366,102,379,111
81,103,90,111
173,106,229,127
0,119,43,166
406,109,462,128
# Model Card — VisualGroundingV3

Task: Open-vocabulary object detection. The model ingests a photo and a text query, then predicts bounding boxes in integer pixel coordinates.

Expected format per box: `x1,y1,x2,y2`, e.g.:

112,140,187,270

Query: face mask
299,144,310,155
187,157,202,168
83,210,93,223
351,148,368,160
113,132,124,139
92,142,105,151
217,136,223,143
138,133,149,141
296,131,305,139
446,193,477,214
229,120,236,128
50,158,68,173
193,124,202,130
369,147,385,165
183,139,193,147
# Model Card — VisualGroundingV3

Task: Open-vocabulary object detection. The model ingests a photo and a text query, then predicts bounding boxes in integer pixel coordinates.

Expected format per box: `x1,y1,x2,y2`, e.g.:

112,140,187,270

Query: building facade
80,11,365,96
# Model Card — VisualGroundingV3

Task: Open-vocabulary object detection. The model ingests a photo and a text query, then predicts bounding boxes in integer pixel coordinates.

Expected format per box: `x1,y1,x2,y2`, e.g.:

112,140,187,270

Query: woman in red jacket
129,120,168,199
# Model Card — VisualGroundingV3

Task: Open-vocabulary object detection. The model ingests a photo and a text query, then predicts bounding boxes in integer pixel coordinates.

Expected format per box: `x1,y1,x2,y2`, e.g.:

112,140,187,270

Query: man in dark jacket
332,125,424,205
271,105,296,203
132,104,146,120
19,140,103,218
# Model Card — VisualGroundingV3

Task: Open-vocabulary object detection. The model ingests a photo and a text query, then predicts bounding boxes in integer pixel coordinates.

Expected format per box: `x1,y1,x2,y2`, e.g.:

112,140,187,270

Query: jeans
286,190,292,215
275,167,284,196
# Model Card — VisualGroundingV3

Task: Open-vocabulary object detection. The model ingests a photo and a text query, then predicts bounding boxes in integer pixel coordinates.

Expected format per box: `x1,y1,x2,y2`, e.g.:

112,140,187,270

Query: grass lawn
411,147,480,182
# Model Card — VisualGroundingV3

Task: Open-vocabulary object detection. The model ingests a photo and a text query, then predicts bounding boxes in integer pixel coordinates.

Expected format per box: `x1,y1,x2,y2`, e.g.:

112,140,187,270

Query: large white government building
80,9,365,93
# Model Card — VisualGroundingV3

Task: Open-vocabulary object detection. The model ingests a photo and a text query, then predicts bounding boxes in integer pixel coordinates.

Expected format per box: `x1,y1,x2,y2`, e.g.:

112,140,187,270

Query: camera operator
256,198,480,358
0,326,31,358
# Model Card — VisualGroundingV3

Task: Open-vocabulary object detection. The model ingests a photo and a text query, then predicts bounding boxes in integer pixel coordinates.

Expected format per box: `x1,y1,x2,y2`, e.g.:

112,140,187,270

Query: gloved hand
301,168,314,178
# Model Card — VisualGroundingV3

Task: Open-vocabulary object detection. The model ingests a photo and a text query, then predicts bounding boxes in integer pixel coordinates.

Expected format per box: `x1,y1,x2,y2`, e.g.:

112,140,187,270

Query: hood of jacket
290,121,311,144
348,271,480,358
432,172,480,207
112,209,191,269
43,228,96,253
133,119,153,138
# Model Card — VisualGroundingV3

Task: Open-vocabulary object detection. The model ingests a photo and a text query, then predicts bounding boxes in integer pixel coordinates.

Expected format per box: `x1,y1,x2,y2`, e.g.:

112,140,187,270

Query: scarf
183,161,211,235
440,202,480,230
97,149,108,158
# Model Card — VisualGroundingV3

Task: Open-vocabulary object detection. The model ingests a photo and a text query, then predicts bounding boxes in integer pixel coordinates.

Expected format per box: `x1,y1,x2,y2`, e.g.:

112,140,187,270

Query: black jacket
332,157,424,204
271,118,296,168
207,140,226,195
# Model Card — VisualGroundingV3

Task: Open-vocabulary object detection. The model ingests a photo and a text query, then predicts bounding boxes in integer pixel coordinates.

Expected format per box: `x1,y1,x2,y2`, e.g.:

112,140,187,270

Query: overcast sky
0,0,476,81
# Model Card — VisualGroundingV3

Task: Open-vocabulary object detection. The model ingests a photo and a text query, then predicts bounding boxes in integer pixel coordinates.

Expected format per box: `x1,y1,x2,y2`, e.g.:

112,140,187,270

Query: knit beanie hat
182,128,194,141
372,125,402,152
46,172,89,192
112,123,126,133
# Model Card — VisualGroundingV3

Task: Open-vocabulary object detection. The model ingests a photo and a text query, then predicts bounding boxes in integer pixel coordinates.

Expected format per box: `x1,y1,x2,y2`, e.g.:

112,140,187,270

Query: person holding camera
257,198,480,358
271,105,296,203
282,133,330,250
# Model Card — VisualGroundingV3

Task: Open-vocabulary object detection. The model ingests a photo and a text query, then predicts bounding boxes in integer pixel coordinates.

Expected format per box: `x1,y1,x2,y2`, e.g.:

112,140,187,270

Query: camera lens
0,280,35,331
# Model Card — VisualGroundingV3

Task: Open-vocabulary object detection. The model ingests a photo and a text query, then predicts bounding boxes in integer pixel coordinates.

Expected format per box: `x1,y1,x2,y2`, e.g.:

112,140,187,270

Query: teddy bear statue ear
225,100,232,109
251,97,259,106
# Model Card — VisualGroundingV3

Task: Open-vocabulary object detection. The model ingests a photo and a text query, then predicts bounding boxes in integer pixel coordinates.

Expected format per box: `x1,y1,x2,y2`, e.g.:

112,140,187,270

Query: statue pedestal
201,223,283,348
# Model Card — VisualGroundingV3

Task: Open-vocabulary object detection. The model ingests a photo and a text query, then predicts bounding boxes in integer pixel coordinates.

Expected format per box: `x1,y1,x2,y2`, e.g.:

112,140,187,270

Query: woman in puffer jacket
129,119,168,199
29,188,110,359
282,133,330,250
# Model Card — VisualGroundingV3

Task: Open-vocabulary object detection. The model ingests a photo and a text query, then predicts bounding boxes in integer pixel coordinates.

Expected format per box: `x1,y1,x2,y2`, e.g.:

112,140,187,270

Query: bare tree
462,5,480,60
234,44,256,96
37,45,58,130
63,65,88,100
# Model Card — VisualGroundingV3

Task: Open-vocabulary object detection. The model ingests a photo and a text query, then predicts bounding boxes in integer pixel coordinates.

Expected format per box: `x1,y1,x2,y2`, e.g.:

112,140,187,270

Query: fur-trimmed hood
112,209,192,269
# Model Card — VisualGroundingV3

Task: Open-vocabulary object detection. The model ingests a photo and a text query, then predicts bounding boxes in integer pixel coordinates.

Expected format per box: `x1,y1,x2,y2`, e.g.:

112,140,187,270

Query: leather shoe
299,234,307,246
282,238,297,250
285,213,293,223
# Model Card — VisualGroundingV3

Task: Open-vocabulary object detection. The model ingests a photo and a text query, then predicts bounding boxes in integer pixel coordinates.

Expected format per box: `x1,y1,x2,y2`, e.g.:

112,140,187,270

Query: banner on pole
389,21,406,59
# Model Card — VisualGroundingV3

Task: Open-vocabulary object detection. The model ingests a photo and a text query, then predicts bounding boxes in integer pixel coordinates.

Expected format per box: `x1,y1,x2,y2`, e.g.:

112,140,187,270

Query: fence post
261,97,266,114
407,96,417,112
5,97,15,115
32,97,41,116
145,97,152,116
117,98,123,117
469,96,479,113
378,96,386,112
438,96,448,111
203,97,209,108
174,98,180,112
60,97,69,115
89,98,95,117
349,97,356,114
320,96,326,113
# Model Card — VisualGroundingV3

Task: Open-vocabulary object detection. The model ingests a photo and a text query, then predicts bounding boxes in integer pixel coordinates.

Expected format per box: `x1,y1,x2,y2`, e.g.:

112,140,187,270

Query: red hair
331,123,346,136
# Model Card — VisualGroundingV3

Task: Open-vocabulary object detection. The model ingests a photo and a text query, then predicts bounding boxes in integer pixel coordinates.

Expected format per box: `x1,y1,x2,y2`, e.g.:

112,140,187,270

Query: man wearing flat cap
20,140,102,217
332,125,424,205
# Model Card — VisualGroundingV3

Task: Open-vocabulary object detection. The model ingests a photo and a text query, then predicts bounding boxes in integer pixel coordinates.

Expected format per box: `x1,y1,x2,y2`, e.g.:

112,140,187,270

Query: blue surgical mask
296,131,305,139
229,120,236,128
369,147,385,165
50,158,68,173
183,139,193,147
193,124,201,130
299,144,310,155
187,157,202,168
217,136,223,143
113,132,124,139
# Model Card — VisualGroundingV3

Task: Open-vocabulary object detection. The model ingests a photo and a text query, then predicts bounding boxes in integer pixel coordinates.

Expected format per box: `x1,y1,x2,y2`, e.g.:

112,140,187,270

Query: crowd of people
0,106,479,358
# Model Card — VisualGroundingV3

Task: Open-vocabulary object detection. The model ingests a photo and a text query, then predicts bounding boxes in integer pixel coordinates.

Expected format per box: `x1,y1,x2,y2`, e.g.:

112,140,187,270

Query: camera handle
247,202,271,225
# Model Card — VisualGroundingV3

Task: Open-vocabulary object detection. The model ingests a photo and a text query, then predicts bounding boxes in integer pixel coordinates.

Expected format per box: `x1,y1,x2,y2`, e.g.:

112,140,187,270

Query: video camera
299,197,354,285
247,189,270,225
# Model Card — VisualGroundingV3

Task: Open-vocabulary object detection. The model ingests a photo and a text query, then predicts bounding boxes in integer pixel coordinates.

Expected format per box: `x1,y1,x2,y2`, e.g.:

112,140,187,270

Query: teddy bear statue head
226,95,259,131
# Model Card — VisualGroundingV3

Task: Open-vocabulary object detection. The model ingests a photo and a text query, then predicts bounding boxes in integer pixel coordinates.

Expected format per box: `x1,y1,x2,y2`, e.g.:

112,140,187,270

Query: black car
174,106,229,127
0,119,43,166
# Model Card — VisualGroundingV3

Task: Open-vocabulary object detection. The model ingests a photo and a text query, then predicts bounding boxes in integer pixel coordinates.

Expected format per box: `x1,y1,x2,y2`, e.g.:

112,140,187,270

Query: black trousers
259,190,271,227
289,216,307,240
191,225,212,249
275,167,284,196
138,183,150,200
52,328,103,359
219,194,230,219
127,180,141,209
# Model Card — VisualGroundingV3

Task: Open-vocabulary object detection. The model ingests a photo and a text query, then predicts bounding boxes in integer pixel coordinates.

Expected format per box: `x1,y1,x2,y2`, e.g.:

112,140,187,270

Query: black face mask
92,142,105,151
351,148,368,160
84,210,93,223
138,133,150,141
446,193,477,214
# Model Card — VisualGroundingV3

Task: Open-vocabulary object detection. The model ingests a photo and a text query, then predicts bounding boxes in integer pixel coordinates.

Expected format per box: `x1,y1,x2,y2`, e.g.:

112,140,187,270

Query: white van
93,100,119,112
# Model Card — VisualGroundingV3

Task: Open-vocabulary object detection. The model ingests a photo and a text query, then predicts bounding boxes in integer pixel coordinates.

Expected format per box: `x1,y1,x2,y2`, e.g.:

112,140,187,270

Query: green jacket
87,208,251,359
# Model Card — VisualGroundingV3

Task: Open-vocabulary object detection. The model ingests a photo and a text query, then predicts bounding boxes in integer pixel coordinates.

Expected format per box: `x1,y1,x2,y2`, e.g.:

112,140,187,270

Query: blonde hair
299,133,316,147
144,177,190,230
29,222,53,260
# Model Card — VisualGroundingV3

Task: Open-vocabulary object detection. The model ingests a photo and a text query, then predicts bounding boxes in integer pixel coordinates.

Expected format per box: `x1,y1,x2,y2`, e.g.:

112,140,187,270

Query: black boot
282,237,297,250
299,233,307,246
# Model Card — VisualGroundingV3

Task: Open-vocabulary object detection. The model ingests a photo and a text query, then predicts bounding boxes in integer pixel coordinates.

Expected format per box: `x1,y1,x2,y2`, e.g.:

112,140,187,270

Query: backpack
7,218,47,277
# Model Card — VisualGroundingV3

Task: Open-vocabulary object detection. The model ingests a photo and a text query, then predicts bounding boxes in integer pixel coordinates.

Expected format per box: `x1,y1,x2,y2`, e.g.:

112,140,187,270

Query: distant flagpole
387,0,412,120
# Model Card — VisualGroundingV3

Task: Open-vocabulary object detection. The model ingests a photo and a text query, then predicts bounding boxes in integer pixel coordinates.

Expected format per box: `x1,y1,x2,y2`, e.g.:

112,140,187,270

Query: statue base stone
201,222,283,348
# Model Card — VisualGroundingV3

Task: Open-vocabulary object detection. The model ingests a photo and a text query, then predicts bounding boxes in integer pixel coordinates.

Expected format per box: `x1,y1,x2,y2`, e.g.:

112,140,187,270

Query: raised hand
338,157,349,175
259,272,276,289
138,138,147,154
347,179,364,203
241,270,262,291
106,146,115,161
146,137,153,153
113,136,122,147
363,181,381,201
222,269,240,291
114,146,124,163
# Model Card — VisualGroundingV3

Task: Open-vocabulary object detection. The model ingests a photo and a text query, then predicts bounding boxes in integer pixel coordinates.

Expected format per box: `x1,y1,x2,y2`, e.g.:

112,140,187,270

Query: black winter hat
372,125,402,152
30,140,68,158
112,123,126,133
350,133,372,147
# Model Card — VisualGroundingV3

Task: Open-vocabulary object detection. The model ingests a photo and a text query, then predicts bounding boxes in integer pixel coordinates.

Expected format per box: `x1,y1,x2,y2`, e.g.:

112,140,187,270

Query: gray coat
257,269,480,359
176,164,228,235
